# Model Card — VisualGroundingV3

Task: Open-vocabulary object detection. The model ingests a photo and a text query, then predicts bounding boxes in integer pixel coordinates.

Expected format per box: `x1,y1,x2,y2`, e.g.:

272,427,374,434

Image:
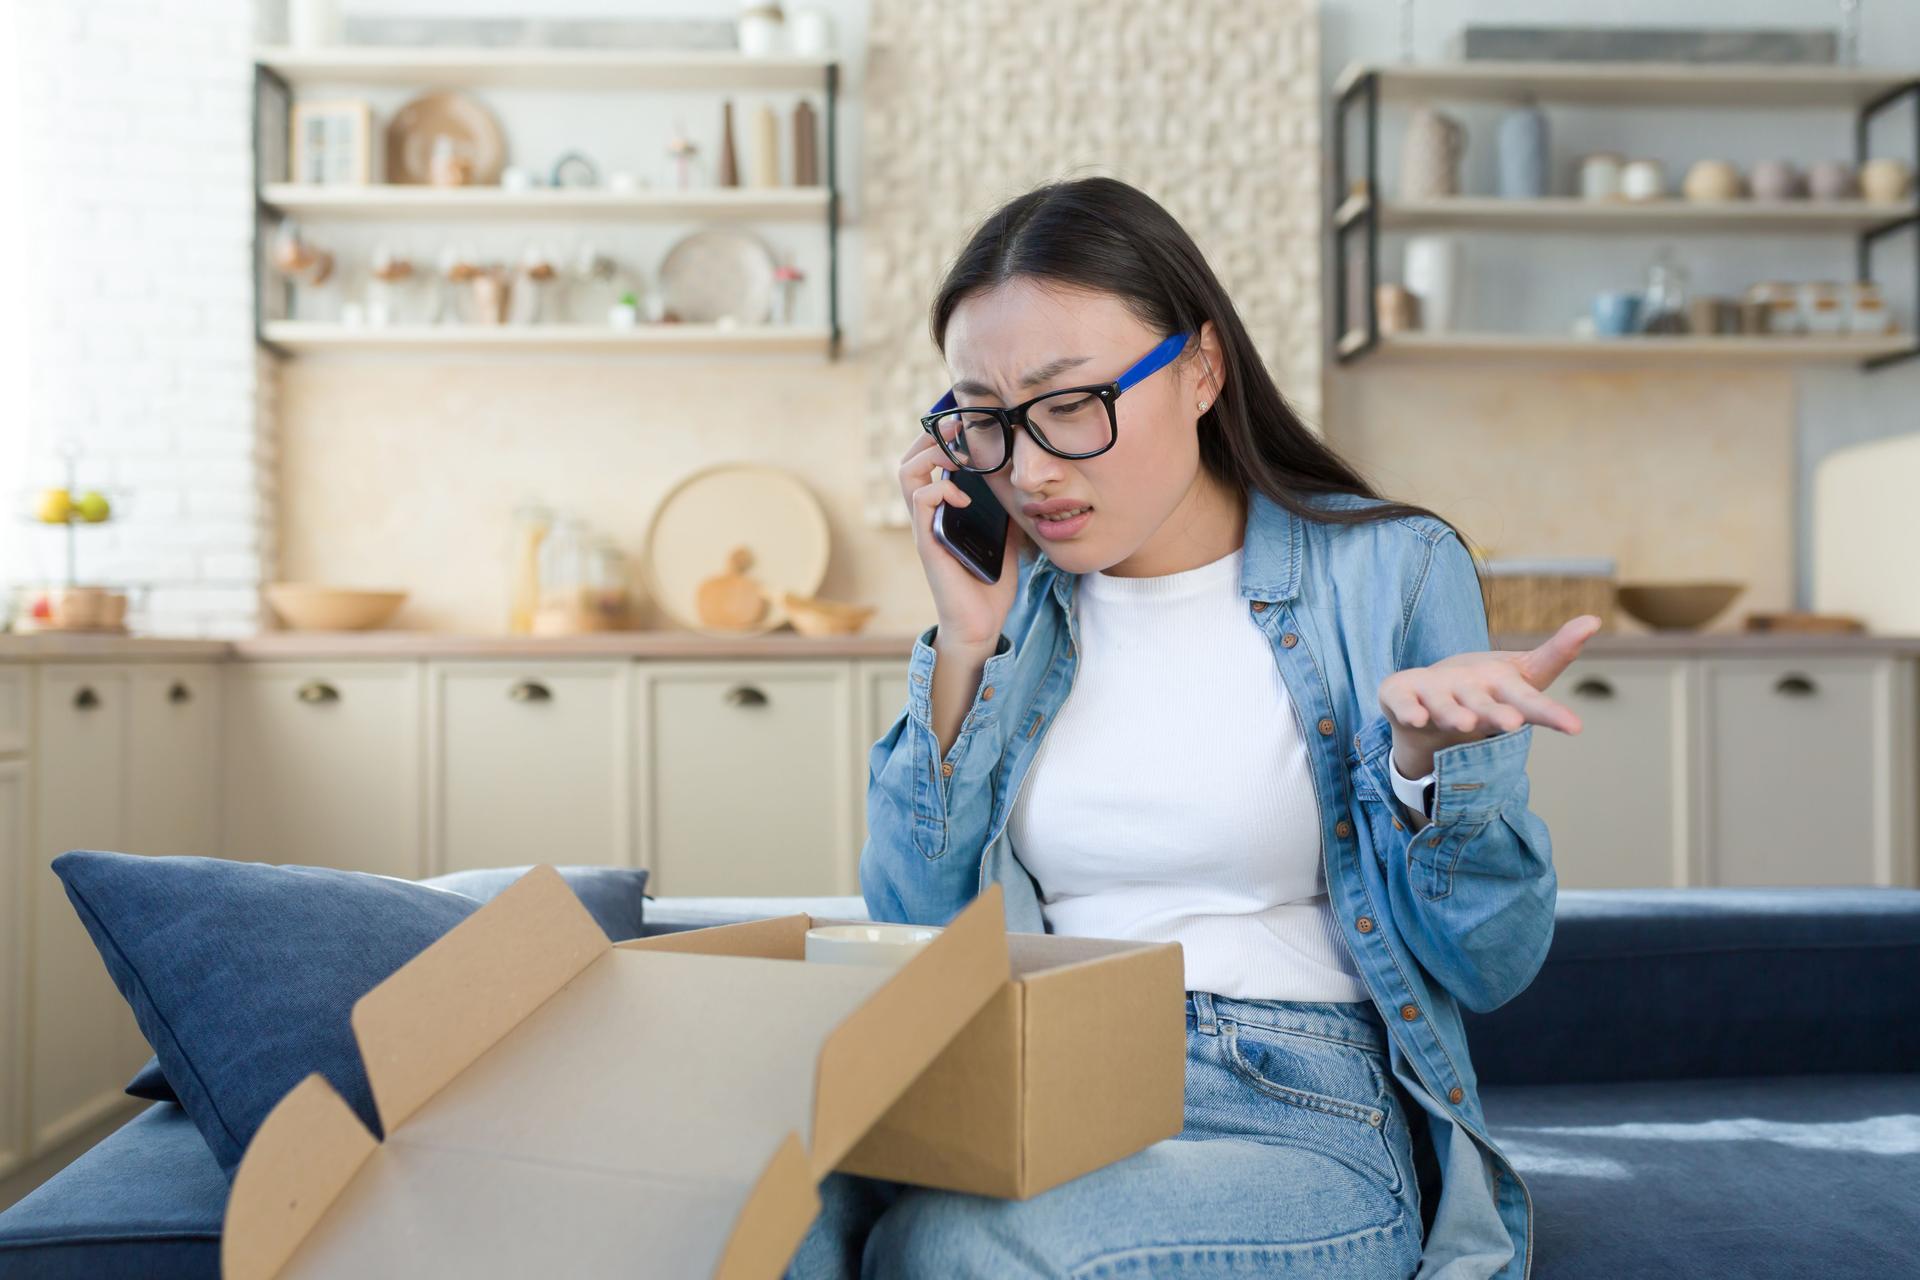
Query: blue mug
1593,292,1643,337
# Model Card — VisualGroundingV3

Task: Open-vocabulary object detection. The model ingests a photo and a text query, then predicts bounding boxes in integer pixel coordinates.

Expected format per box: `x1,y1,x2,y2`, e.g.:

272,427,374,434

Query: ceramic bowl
1615,582,1744,631
265,583,407,631
782,593,878,637
805,923,941,968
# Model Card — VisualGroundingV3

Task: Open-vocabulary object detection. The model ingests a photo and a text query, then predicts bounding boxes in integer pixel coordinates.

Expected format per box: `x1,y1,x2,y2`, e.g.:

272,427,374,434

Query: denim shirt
860,486,1555,1279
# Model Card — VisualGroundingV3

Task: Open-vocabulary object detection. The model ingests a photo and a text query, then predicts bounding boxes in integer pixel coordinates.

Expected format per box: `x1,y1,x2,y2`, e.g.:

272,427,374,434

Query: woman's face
941,279,1226,576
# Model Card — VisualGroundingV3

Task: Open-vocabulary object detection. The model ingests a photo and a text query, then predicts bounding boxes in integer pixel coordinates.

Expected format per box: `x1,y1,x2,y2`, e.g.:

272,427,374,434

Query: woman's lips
1034,506,1093,539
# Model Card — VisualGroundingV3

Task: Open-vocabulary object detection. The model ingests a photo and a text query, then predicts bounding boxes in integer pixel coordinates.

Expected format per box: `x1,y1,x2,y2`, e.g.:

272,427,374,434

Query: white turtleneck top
1007,543,1432,1002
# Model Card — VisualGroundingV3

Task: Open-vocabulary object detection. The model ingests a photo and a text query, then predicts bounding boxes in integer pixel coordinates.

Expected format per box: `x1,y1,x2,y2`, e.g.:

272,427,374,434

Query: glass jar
533,515,593,636
505,502,551,635
586,536,630,631
1638,247,1691,334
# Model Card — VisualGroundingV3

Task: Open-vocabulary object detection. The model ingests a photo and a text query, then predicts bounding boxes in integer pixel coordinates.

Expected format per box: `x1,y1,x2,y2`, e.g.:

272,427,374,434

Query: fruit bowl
1615,581,1745,631
265,584,408,631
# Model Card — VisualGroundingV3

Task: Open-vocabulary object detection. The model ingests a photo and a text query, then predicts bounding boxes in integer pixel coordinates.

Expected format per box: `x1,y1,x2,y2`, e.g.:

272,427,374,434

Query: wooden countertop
6,628,1920,662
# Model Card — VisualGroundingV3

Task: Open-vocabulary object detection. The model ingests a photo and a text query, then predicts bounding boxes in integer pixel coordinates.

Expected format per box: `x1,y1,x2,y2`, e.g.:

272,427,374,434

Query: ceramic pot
1400,108,1466,199
1682,160,1743,202
1496,103,1549,198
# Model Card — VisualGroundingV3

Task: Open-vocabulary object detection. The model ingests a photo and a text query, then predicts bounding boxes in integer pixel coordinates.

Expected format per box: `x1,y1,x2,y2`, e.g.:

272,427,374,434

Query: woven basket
1480,573,1615,636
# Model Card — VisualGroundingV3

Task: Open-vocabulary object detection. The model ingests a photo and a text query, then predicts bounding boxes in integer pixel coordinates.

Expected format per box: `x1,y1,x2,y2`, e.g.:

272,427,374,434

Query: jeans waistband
1186,990,1389,1054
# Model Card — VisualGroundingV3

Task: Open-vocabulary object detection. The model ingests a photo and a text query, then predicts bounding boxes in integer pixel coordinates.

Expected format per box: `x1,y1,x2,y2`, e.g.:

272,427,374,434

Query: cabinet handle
1571,677,1615,700
296,680,341,705
167,681,192,705
1774,673,1818,698
724,685,769,708
508,679,553,704
73,686,101,711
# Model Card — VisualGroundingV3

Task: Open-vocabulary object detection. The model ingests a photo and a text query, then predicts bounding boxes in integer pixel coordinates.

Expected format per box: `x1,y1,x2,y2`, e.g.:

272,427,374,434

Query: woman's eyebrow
954,354,1092,396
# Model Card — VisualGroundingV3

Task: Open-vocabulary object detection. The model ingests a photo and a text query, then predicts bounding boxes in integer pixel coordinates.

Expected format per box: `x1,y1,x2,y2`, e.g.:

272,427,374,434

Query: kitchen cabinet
851,659,911,847
1699,656,1917,887
0,665,27,756
127,664,222,858
428,662,631,874
636,661,856,896
28,666,146,1153
0,757,28,1177
1526,658,1693,889
224,663,424,879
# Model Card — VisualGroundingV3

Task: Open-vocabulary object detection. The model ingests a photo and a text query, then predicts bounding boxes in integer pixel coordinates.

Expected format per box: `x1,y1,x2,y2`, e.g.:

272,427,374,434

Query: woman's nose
1007,424,1064,492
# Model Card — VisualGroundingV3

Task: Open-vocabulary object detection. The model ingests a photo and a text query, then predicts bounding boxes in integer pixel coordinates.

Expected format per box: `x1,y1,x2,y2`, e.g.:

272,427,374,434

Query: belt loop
1192,990,1219,1035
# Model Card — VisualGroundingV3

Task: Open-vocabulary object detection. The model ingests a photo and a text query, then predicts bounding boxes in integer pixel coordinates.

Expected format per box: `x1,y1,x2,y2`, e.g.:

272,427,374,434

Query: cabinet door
1525,658,1693,888
0,759,28,1176
127,664,222,859
0,665,27,756
429,662,631,874
30,666,145,1152
851,660,912,847
1701,657,1915,886
637,662,854,896
224,663,424,879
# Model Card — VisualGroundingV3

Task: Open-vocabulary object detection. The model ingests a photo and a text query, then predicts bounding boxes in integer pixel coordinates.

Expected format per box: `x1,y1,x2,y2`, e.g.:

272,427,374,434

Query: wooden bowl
1615,581,1744,631
266,583,407,631
781,593,877,637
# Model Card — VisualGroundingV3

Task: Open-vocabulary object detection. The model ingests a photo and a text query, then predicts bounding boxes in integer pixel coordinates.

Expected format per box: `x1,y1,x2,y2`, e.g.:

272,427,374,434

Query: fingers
1378,675,1432,730
1387,666,1583,739
1517,614,1603,688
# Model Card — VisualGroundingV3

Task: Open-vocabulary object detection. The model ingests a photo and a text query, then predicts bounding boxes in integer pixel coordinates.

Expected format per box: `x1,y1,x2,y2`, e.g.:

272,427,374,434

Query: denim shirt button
1250,600,1268,613
1355,915,1374,933
1400,1003,1420,1021
940,762,954,778
1317,717,1335,736
1334,820,1353,838
1449,1086,1466,1105
1280,631,1298,647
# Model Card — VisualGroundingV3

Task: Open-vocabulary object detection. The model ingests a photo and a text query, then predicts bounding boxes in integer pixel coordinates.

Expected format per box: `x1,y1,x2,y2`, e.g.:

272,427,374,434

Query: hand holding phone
900,391,1026,652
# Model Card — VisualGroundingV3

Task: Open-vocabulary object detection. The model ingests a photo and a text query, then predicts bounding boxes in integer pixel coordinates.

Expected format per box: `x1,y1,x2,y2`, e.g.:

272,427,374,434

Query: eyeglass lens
929,388,1113,471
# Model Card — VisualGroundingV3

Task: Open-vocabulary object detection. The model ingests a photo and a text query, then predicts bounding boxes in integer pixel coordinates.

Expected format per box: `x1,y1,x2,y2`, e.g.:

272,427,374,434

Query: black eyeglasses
921,330,1194,474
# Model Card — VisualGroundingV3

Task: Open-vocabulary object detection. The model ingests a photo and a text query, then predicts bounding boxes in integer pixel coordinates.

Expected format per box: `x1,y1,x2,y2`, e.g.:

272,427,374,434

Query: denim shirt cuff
908,624,1015,758
1353,714,1532,825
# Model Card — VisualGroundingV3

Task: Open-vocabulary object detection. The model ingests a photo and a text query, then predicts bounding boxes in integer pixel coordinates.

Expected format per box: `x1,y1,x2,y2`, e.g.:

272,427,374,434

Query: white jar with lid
1579,152,1624,200
738,2,786,56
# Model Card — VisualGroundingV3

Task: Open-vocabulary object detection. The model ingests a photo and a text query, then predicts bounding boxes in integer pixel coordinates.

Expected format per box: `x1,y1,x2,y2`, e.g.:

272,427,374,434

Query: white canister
737,3,786,57
1579,152,1624,200
1403,235,1463,333
1620,159,1666,202
788,4,836,56
287,0,341,47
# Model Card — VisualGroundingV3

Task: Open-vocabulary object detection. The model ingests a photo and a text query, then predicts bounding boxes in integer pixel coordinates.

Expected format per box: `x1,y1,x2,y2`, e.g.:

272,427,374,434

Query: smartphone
925,389,1012,584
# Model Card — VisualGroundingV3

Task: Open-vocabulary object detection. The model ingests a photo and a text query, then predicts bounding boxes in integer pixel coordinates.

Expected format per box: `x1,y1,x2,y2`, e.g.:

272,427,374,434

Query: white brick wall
8,0,272,637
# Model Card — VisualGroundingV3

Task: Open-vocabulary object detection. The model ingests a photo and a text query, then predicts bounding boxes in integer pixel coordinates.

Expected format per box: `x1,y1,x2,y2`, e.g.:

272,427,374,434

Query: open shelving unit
1330,60,1920,371
251,46,842,358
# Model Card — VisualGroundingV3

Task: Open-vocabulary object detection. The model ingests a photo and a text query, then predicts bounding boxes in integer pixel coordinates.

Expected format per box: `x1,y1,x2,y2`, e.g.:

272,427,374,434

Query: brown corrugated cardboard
627,916,1188,1199
831,930,1187,1198
221,867,1010,1280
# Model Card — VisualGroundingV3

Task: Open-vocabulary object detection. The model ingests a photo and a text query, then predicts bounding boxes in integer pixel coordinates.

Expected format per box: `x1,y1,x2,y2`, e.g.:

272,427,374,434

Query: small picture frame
289,99,373,186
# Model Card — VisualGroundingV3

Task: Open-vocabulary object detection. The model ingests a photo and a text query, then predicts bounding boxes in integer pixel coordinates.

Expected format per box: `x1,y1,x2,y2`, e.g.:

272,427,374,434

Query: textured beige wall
1323,364,1797,633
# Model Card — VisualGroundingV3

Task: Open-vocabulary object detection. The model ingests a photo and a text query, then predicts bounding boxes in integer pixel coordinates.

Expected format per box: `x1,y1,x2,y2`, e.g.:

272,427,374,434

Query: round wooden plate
385,91,506,185
643,464,831,636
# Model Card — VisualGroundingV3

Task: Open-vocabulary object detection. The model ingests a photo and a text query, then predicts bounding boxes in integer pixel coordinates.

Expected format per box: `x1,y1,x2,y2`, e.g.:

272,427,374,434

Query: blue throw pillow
117,862,649,1110
56,852,642,1178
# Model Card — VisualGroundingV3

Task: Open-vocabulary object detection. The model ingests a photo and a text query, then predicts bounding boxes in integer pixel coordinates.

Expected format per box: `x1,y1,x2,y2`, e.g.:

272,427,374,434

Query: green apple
76,491,111,523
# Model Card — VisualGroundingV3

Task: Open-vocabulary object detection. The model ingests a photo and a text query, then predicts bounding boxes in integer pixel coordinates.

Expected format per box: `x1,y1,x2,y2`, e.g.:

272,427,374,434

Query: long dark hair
928,176,1487,617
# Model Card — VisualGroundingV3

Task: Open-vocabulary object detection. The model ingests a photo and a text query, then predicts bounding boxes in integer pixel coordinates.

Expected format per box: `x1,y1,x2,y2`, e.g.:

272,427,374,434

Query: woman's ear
1196,321,1224,406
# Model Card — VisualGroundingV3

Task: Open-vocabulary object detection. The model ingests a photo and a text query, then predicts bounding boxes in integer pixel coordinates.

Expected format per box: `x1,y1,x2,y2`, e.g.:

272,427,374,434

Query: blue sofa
3,886,1917,1278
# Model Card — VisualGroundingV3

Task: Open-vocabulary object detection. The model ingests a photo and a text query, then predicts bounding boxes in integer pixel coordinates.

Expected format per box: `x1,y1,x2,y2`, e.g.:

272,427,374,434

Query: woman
792,177,1598,1279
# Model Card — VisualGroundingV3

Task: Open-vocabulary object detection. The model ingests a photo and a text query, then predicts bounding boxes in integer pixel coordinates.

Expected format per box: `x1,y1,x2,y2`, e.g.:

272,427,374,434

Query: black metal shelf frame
1331,70,1920,372
249,58,843,360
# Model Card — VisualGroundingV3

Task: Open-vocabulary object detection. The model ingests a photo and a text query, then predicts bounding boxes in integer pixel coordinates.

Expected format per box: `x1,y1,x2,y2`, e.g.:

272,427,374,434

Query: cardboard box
222,868,1010,1279
834,931,1187,1198
223,869,1187,1278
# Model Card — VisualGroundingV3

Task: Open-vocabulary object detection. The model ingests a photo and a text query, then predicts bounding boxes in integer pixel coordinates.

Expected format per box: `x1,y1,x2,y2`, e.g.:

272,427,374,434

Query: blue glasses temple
927,330,1194,416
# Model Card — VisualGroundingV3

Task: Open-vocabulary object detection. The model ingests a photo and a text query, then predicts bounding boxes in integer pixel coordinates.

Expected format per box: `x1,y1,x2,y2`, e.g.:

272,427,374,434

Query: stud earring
1198,399,1211,411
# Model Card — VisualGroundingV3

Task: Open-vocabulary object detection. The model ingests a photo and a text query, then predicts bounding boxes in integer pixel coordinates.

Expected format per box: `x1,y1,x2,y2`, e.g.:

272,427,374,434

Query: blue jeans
788,993,1424,1278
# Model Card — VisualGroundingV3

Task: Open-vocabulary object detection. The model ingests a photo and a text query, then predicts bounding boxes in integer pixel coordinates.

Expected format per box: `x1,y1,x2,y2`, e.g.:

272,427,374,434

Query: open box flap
355,865,609,1133
224,875,1010,1279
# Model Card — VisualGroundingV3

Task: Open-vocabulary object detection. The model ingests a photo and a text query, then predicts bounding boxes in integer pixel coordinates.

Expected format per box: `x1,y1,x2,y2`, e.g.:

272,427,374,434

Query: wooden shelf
260,184,830,221
260,321,833,355
1341,332,1915,365
1335,60,1919,108
1361,196,1920,234
253,46,835,90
